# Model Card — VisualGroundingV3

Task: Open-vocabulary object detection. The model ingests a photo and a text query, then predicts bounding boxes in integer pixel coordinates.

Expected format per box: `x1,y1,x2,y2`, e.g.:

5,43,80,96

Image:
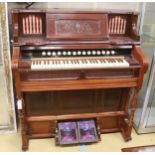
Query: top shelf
11,8,139,15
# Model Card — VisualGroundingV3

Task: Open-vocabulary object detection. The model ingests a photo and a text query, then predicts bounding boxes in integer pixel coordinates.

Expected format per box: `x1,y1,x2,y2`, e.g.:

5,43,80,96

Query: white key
44,61,48,69
31,61,35,70
40,60,45,69
113,59,120,67
122,59,130,67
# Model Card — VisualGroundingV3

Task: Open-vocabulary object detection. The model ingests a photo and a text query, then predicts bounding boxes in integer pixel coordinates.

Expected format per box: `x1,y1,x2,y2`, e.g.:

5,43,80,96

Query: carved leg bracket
96,117,101,141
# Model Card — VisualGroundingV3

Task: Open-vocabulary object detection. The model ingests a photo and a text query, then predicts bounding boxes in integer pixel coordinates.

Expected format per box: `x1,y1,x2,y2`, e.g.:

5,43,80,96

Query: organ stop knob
102,50,105,55
47,51,51,56
57,51,61,56
52,52,56,56
106,51,110,55
111,50,116,55
82,51,86,55
42,51,46,56
97,50,101,55
92,50,96,55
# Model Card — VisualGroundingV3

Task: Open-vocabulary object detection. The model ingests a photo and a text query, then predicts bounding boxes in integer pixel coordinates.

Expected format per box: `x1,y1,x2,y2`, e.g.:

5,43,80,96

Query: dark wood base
122,145,155,152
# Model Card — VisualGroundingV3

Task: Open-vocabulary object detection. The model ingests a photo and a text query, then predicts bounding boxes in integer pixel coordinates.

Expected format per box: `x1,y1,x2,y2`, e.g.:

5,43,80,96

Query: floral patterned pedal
58,121,78,145
57,119,99,145
77,119,98,143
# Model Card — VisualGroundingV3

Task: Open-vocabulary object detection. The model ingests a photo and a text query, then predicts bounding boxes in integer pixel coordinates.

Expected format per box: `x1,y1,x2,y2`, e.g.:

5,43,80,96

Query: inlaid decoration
56,20,100,34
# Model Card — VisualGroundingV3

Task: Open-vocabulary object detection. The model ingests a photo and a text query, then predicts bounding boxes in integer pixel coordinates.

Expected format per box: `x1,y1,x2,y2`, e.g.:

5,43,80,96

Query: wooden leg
20,114,29,151
22,133,29,151
128,90,138,126
121,125,132,142
18,97,29,151
121,88,138,141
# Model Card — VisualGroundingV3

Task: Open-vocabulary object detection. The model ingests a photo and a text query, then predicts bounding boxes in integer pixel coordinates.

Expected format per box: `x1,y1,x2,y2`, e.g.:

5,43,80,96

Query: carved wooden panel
46,13,108,40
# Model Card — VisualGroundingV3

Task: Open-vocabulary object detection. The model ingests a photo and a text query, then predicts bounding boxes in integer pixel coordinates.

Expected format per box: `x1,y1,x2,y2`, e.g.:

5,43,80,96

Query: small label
17,99,22,110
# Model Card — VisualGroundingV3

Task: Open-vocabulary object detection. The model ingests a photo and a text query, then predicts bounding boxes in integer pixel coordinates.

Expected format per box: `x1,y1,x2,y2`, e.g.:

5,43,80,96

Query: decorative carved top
56,20,100,34
11,9,140,43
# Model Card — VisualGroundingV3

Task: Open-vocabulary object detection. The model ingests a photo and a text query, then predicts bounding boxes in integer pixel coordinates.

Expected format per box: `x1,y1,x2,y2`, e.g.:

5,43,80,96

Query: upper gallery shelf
11,9,140,46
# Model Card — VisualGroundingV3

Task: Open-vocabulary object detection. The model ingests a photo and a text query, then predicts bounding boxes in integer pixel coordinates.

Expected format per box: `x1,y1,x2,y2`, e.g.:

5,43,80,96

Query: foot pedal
77,120,98,143
56,119,99,145
57,121,79,145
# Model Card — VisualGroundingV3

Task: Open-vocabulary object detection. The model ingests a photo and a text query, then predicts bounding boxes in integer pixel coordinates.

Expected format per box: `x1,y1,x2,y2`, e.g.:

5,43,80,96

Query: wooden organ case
11,9,148,150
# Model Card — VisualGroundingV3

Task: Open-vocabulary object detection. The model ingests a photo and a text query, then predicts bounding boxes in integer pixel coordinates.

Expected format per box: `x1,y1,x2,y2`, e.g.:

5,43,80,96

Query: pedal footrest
56,119,99,145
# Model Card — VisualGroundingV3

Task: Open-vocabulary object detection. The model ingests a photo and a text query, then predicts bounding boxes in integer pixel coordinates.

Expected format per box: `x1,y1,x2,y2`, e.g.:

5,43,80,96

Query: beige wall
0,21,2,65
0,20,9,125
143,3,155,37
0,2,16,133
8,2,141,11
0,54,1,65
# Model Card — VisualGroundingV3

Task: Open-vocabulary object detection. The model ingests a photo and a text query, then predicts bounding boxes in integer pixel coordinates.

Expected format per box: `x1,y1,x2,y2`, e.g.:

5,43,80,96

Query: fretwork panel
109,15,127,35
22,14,43,35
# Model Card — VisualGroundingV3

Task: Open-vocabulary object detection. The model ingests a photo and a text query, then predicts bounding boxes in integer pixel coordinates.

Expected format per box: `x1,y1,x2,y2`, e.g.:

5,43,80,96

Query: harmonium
11,8,148,150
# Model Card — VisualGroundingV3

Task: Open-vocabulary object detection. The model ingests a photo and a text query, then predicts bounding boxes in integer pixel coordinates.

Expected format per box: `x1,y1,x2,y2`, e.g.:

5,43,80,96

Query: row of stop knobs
41,50,116,56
